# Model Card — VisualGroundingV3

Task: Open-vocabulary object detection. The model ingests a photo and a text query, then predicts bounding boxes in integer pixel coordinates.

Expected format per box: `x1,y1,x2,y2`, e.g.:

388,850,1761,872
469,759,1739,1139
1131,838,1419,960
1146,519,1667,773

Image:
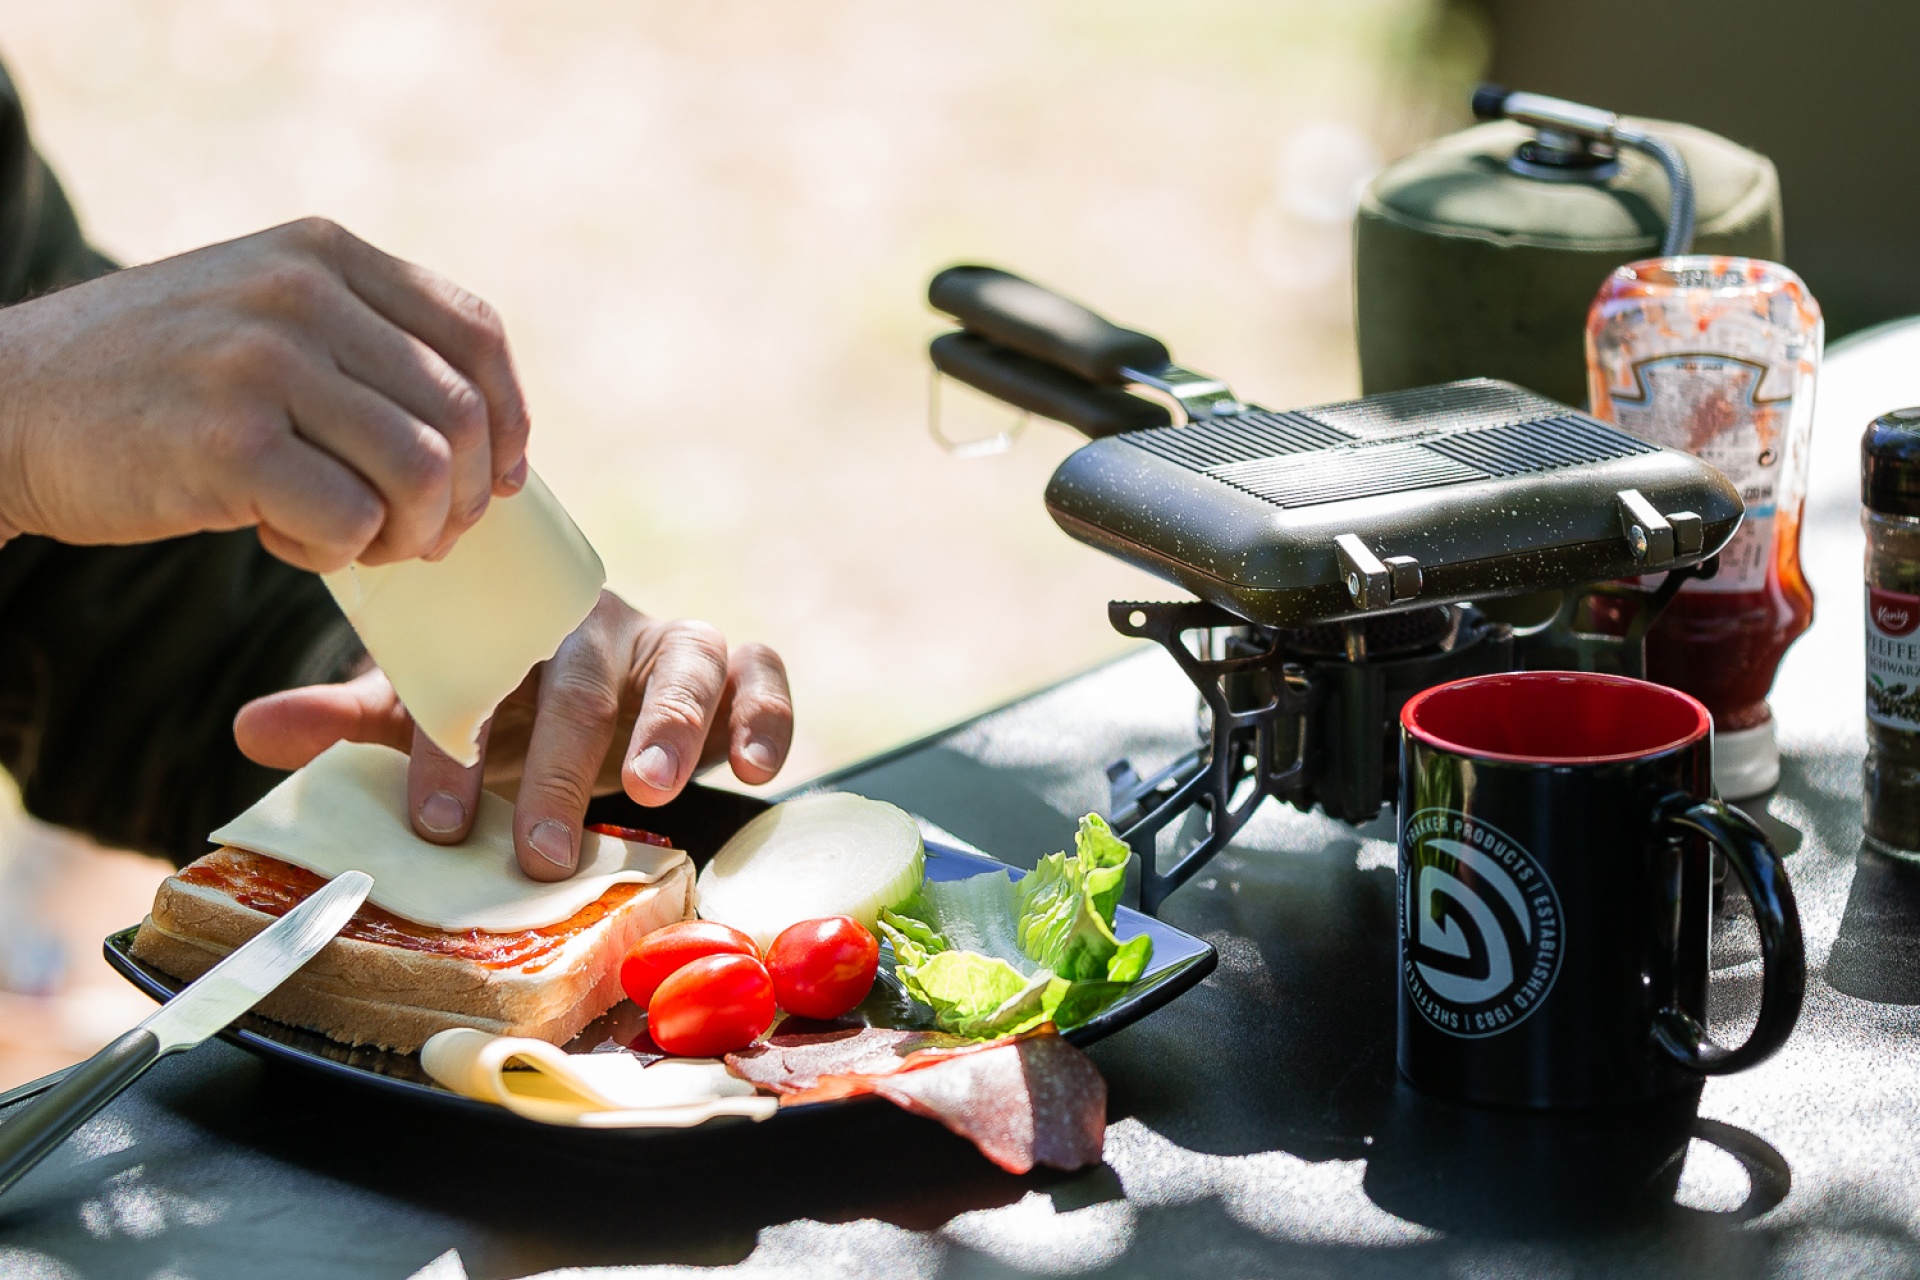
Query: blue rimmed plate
100,838,1216,1135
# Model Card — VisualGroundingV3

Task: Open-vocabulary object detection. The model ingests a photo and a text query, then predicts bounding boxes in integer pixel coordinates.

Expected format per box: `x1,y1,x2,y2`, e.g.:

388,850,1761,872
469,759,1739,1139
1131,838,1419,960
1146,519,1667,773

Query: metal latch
1616,489,1704,566
1335,534,1423,610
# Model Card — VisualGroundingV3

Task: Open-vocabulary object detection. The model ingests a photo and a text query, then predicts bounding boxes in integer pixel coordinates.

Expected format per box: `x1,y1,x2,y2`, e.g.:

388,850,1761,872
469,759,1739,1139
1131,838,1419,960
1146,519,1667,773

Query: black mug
1396,671,1805,1108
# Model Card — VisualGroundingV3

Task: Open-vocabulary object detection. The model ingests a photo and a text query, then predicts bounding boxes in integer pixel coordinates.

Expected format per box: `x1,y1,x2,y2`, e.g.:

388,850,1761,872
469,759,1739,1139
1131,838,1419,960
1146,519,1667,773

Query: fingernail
419,791,466,834
634,743,677,790
501,456,529,492
529,820,576,872
743,736,778,773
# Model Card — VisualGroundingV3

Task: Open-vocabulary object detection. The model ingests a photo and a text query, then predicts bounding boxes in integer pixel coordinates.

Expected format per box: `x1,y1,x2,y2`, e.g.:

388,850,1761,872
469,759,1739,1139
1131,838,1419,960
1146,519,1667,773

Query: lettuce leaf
877,814,1153,1037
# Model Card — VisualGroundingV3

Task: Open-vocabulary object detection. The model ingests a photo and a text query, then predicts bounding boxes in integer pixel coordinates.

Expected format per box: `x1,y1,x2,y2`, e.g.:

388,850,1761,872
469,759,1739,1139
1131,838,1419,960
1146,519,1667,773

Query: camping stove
926,266,1738,914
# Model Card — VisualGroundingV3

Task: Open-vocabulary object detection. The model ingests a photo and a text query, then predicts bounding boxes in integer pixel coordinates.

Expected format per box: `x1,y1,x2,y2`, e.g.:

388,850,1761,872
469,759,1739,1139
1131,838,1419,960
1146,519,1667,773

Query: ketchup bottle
1586,257,1822,798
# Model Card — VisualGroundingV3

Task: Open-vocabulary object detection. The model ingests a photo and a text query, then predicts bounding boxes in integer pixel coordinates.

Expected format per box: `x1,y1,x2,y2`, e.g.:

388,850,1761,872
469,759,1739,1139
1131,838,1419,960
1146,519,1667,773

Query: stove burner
1105,566,1714,915
1277,607,1456,659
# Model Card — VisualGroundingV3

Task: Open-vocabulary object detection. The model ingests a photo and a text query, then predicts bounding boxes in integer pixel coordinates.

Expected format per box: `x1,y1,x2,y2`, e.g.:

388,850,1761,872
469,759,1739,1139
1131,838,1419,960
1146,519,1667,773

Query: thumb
234,669,412,770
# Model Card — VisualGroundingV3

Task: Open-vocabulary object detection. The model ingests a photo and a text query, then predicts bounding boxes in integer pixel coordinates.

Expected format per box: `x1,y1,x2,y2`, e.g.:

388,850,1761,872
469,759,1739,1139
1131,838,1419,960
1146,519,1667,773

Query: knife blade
0,868,372,1199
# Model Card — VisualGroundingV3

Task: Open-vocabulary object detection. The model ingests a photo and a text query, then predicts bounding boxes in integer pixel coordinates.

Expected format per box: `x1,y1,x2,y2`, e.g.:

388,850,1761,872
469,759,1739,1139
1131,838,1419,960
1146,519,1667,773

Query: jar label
1605,353,1782,594
1868,586,1920,729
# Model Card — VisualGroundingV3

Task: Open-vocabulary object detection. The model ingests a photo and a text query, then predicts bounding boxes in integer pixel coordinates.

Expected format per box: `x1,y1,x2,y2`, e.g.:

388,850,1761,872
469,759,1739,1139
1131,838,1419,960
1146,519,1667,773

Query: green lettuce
876,814,1154,1037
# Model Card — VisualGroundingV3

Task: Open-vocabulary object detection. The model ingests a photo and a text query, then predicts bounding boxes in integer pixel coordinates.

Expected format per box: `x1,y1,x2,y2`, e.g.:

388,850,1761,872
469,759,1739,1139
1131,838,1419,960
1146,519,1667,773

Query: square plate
101,837,1216,1137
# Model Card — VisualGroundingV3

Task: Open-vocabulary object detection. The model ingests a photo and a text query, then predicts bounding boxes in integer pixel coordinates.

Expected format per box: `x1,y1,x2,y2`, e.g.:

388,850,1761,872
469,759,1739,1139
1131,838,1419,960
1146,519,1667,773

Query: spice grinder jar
1864,408,1920,855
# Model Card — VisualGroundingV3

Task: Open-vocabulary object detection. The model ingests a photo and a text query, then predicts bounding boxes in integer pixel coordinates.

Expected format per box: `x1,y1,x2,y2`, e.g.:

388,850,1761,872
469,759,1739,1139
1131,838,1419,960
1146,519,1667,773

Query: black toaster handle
930,332,1172,438
929,265,1171,385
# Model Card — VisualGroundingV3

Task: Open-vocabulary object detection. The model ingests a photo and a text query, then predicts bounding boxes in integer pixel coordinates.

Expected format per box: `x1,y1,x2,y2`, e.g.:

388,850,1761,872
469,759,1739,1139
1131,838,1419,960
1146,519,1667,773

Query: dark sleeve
0,536,364,865
0,62,365,864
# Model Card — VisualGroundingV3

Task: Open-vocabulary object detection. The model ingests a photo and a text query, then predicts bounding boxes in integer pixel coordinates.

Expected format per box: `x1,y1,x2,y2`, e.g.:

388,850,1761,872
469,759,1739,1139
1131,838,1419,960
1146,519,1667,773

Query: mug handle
1649,796,1806,1074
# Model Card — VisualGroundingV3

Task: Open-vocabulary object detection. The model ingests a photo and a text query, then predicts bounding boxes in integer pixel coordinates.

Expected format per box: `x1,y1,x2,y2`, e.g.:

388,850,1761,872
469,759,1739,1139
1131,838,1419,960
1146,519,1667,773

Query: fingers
704,642,794,785
317,222,531,498
233,669,411,769
281,360,455,565
409,720,488,845
512,618,630,881
235,428,388,573
318,288,495,557
623,622,732,807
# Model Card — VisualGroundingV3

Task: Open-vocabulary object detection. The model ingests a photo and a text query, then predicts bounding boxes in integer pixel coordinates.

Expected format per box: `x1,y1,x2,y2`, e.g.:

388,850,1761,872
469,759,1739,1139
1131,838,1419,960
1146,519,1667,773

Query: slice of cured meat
860,1033,1107,1174
729,1024,1106,1174
725,1026,972,1094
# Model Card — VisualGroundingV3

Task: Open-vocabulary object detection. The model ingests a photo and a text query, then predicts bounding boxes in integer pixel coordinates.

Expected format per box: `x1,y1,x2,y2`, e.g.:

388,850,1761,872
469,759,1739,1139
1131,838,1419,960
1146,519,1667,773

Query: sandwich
131,741,694,1053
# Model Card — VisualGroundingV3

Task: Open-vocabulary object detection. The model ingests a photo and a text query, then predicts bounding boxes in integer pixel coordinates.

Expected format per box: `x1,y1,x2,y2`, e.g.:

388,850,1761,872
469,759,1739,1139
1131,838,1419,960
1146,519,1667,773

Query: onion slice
697,793,925,950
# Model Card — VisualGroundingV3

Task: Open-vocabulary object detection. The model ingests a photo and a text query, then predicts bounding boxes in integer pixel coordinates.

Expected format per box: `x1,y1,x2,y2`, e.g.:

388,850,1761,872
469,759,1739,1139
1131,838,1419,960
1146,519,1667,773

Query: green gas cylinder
1355,87,1782,408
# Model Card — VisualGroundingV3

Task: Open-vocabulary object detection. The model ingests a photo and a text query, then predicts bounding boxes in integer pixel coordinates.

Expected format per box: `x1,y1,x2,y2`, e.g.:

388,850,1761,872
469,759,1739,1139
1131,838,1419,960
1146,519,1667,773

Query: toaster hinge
1617,489,1704,566
1335,535,1423,609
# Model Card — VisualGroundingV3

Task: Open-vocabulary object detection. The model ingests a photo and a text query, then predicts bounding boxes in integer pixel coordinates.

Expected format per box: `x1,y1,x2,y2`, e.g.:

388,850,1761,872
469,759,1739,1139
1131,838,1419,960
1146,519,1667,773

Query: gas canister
1355,87,1782,408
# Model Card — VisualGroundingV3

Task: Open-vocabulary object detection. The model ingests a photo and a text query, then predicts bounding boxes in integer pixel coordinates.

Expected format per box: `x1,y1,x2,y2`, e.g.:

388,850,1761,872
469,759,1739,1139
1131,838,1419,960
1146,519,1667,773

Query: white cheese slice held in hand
322,469,605,767
210,741,685,932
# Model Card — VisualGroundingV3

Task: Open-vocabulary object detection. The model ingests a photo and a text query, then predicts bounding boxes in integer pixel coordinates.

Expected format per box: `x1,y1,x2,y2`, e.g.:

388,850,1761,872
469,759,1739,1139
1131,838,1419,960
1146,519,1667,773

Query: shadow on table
1828,841,1920,1004
1364,1081,1789,1236
1091,821,1402,1165
144,1051,1096,1277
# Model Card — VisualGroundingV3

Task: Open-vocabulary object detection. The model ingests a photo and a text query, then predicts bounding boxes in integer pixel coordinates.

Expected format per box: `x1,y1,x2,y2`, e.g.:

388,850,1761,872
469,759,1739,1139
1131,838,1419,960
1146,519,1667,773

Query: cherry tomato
647,953,777,1056
766,916,880,1020
619,920,759,1008
586,822,674,848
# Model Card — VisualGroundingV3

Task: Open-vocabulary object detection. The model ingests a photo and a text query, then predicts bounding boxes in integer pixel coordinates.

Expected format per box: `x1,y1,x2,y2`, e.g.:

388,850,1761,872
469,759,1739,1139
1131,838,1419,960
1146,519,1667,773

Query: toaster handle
931,331,1172,438
929,265,1171,385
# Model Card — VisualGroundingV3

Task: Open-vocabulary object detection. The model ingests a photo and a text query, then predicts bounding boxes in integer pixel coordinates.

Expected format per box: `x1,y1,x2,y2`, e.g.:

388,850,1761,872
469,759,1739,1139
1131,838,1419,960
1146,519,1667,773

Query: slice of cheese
209,741,684,932
420,1028,777,1128
322,469,605,767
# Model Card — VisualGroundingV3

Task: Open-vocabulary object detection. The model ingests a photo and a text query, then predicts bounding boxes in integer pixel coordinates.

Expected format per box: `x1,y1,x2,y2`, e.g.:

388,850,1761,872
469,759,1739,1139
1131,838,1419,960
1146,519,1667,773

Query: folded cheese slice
322,469,605,767
421,1028,776,1128
210,741,685,933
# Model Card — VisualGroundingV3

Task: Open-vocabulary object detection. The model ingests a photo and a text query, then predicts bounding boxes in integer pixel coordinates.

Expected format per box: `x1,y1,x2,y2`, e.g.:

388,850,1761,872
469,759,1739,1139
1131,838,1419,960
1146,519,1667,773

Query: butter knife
0,868,373,1199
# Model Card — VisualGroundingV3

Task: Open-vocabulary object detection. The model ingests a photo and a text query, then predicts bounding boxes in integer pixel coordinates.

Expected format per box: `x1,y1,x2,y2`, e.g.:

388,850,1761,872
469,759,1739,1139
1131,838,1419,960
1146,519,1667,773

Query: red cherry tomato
619,921,759,1008
647,953,777,1057
766,916,880,1020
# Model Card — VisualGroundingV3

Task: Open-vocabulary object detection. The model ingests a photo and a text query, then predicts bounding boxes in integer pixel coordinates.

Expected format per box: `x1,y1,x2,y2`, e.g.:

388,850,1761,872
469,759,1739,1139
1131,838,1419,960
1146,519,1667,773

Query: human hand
232,591,795,880
0,217,529,570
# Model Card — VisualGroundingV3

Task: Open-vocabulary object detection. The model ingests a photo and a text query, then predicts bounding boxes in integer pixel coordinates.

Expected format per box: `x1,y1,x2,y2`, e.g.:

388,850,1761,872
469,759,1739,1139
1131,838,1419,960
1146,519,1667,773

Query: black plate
102,838,1216,1138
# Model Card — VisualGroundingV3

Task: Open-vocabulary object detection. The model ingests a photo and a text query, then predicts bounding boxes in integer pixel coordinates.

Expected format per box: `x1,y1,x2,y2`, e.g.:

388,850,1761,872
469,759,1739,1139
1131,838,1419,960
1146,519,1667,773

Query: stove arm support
1526,555,1720,677
1105,601,1312,915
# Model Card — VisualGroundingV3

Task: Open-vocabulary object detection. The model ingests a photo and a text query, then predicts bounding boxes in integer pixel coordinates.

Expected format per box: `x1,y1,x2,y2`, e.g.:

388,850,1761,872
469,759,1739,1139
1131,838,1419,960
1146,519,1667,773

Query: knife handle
928,265,1171,386
0,1027,160,1199
931,332,1172,439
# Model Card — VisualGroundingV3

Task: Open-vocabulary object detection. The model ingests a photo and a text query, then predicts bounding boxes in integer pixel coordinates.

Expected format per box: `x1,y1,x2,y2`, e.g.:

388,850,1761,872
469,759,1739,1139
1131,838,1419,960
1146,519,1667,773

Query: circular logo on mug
1400,808,1563,1039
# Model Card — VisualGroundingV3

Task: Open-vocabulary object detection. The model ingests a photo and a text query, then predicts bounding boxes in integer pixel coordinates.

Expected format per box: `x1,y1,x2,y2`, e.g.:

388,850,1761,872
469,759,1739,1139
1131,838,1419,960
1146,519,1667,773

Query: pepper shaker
1863,408,1920,854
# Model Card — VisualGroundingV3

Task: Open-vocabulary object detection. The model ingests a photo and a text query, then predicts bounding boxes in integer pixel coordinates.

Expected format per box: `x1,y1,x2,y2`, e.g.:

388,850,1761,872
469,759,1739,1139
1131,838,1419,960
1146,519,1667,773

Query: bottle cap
1863,407,1920,516
1714,715,1779,800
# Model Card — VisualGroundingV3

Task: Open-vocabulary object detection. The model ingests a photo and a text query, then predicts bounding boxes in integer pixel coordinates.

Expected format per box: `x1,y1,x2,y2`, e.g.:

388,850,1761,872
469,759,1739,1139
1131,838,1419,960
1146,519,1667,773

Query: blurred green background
0,0,1488,784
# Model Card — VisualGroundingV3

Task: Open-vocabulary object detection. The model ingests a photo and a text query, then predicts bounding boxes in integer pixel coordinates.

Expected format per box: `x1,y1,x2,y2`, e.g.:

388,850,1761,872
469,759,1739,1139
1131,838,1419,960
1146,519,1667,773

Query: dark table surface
4,325,1920,1279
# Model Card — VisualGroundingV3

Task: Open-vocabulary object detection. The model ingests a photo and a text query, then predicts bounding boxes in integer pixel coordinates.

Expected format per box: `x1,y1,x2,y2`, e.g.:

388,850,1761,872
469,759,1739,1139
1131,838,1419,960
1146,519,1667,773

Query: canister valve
1473,84,1696,257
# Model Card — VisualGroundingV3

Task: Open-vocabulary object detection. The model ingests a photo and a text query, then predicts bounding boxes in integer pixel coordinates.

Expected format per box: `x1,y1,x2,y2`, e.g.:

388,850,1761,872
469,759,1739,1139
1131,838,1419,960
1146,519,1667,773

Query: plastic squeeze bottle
1586,256,1821,798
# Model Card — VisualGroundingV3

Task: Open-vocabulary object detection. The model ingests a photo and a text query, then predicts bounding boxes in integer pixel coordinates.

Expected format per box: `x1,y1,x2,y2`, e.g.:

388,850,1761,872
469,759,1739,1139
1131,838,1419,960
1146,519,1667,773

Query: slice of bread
131,848,694,1053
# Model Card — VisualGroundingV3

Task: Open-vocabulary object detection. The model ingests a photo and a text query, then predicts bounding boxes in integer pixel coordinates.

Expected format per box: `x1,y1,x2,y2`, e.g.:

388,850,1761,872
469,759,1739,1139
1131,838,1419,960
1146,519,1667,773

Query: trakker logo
1872,588,1920,637
1400,809,1563,1040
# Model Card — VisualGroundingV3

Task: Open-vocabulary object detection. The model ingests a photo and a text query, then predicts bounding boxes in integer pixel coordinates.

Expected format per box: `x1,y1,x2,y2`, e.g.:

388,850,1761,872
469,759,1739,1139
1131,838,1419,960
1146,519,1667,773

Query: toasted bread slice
131,848,694,1053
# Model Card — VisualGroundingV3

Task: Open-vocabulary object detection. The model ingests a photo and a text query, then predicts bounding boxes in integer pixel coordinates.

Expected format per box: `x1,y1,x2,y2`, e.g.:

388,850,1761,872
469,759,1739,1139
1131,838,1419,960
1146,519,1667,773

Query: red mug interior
1402,672,1711,765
